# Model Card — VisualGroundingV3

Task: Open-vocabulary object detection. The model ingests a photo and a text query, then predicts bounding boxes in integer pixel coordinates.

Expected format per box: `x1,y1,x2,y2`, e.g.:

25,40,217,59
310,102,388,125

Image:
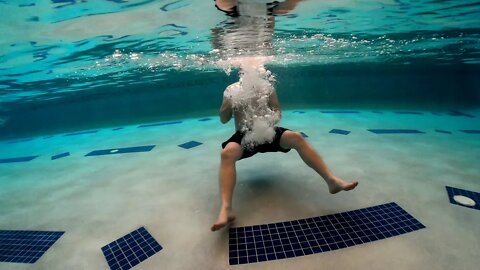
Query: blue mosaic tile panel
446,186,480,211
0,156,39,164
300,132,308,138
0,230,64,264
51,152,70,160
394,111,423,115
101,227,162,270
138,121,182,128
459,130,480,134
85,145,155,157
229,202,425,265
178,141,202,149
329,129,350,135
64,130,98,136
367,129,425,134
320,111,360,114
198,118,212,122
435,129,452,134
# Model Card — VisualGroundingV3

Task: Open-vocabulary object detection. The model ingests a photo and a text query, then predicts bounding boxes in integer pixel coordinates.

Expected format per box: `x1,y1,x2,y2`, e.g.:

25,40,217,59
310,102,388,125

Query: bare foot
211,207,236,232
327,176,359,194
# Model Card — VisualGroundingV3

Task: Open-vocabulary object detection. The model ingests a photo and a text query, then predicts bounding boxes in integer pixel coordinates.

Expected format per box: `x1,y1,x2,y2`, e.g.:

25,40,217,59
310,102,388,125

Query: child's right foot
327,176,358,194
211,207,235,232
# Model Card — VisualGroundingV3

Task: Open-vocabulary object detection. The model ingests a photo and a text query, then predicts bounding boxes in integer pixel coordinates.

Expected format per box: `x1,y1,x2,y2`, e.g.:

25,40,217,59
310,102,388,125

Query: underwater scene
0,1,479,269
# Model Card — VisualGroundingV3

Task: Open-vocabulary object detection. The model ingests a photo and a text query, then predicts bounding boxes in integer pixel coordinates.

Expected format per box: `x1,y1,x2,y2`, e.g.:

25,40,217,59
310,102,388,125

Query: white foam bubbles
221,56,280,149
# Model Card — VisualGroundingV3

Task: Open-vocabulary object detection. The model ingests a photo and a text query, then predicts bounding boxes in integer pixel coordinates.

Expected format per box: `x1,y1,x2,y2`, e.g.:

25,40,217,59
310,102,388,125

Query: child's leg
279,131,358,193
211,142,244,231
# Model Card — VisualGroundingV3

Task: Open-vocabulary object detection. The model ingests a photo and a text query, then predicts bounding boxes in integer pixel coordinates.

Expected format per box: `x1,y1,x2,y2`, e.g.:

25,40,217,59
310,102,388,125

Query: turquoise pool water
0,0,479,139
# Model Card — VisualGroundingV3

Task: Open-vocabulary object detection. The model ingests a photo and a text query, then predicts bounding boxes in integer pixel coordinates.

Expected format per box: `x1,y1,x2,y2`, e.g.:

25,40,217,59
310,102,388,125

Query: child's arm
219,96,233,124
268,89,282,121
271,0,304,15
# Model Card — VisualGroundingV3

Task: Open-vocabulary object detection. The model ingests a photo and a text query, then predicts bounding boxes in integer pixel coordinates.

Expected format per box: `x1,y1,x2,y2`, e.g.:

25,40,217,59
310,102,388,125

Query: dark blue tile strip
51,152,70,160
445,186,480,211
435,129,452,134
320,111,360,114
329,129,350,135
6,138,33,144
85,145,155,156
198,118,212,122
300,132,308,138
367,129,424,134
229,202,425,265
394,111,423,115
293,111,305,114
138,121,182,128
448,110,475,118
459,130,480,134
0,230,64,264
102,227,162,270
178,141,203,149
64,130,98,136
0,156,39,164
112,127,124,131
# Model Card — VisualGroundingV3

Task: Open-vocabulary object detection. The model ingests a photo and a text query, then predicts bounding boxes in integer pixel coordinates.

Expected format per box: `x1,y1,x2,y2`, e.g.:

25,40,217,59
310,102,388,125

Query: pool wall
0,63,479,140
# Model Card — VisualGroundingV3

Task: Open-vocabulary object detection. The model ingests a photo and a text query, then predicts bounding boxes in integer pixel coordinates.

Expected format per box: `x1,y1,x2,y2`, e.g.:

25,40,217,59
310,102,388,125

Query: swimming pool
0,1,479,269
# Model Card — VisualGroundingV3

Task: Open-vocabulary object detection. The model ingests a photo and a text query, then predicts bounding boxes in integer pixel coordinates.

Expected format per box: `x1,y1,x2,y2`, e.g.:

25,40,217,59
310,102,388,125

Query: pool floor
0,108,479,270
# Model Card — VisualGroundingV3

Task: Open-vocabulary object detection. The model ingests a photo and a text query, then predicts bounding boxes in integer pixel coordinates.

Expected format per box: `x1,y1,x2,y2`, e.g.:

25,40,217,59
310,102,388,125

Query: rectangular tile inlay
101,227,162,270
394,111,423,115
459,130,480,134
64,130,98,136
198,118,212,122
329,129,350,135
367,129,424,134
435,129,452,134
138,121,182,128
0,230,64,264
446,186,480,211
85,145,155,156
0,156,39,164
6,138,33,144
320,111,360,114
228,202,425,265
448,110,475,118
51,152,70,160
178,141,202,149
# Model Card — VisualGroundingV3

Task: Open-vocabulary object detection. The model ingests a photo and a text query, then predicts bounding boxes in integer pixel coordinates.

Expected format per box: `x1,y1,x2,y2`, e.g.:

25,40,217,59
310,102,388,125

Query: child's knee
221,143,242,161
281,131,304,148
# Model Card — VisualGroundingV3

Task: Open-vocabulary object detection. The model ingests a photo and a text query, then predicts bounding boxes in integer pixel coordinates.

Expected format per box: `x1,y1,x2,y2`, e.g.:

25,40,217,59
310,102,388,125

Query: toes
211,223,223,232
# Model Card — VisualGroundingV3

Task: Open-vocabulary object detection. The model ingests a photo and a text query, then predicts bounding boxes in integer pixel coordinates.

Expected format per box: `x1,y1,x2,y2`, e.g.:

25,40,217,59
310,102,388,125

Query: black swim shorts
221,127,291,160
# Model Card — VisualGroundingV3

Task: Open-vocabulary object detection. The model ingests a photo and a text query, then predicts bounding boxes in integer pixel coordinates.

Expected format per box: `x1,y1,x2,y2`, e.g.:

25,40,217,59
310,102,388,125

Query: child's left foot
327,176,358,194
211,207,236,232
